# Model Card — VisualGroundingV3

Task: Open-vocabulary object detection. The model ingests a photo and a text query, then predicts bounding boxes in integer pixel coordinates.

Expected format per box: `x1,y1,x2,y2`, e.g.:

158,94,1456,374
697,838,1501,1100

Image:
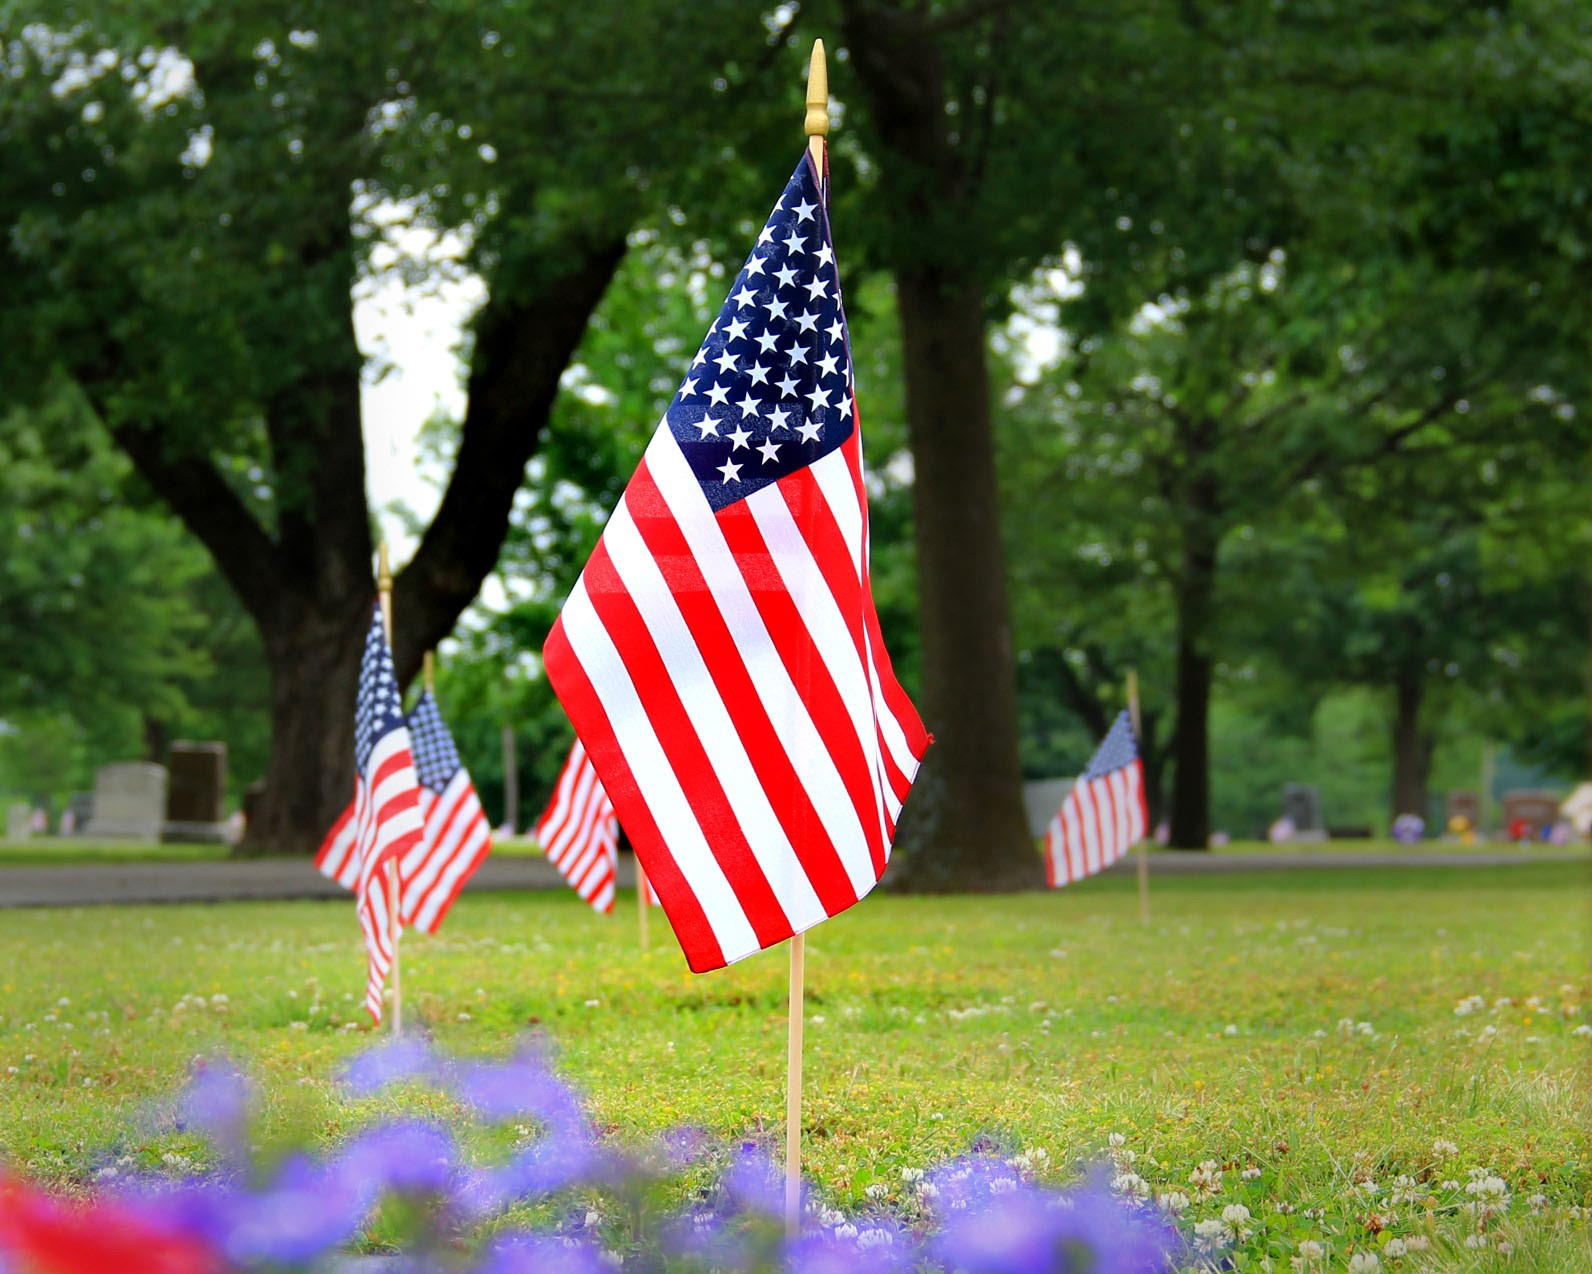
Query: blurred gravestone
64,791,94,834
85,762,168,841
1501,789,1560,842
1282,783,1326,841
5,803,32,842
1022,778,1072,839
1446,789,1480,829
163,741,229,843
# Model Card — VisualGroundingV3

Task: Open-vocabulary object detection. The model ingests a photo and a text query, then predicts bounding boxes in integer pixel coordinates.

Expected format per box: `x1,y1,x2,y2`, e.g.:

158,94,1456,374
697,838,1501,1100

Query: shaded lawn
0,863,1587,1270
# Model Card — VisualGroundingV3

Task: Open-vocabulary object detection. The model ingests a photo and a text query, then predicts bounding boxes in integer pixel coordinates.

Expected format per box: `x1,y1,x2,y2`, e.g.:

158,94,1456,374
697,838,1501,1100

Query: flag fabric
534,739,619,913
397,691,494,933
541,147,930,973
313,605,424,1021
1044,709,1148,887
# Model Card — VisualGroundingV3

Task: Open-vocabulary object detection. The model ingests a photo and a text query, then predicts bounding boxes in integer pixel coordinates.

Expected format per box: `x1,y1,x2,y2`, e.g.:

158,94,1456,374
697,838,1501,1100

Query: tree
1,3,792,852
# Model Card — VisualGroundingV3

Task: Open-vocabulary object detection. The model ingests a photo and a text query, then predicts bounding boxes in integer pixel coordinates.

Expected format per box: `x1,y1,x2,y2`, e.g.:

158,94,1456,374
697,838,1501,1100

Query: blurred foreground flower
0,1037,1184,1273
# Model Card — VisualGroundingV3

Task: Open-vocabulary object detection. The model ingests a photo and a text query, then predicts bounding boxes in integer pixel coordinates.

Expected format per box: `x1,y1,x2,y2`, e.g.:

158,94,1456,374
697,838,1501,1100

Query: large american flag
314,605,424,1021
1044,710,1148,887
542,148,929,973
397,691,494,933
534,738,618,913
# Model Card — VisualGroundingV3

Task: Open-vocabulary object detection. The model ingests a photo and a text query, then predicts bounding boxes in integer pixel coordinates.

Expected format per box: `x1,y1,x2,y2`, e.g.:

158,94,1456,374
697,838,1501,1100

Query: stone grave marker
5,802,32,842
1022,778,1072,839
1281,783,1327,842
1501,788,1560,842
85,762,168,841
163,740,229,843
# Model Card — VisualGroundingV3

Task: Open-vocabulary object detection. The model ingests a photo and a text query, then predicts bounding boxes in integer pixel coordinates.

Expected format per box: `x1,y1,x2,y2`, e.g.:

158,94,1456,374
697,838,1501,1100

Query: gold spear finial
376,541,394,637
804,39,829,165
422,650,435,693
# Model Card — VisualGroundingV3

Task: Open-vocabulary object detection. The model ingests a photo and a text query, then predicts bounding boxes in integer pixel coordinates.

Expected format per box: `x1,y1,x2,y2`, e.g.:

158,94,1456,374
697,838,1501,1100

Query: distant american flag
542,147,929,972
314,606,424,1021
534,739,618,913
1044,710,1148,887
397,690,493,933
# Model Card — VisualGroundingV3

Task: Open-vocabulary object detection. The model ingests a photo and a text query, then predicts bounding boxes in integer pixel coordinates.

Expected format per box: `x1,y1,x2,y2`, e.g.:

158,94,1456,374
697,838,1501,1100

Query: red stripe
581,539,792,948
543,616,727,972
711,497,890,874
627,464,858,913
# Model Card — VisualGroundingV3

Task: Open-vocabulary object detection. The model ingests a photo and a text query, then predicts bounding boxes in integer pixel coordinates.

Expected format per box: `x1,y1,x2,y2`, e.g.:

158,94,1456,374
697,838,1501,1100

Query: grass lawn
1,863,1588,1270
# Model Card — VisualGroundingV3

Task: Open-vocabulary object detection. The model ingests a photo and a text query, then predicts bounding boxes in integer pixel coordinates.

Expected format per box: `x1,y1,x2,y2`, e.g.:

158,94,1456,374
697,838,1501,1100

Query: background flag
542,150,929,973
1044,709,1148,887
314,605,424,1021
397,691,494,932
534,739,619,914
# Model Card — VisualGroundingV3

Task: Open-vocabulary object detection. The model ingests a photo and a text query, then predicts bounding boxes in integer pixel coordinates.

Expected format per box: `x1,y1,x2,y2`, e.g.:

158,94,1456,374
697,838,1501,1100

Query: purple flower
472,1232,613,1274
785,1219,916,1274
173,1056,251,1157
335,1120,460,1197
340,1034,440,1096
445,1044,585,1136
720,1144,788,1217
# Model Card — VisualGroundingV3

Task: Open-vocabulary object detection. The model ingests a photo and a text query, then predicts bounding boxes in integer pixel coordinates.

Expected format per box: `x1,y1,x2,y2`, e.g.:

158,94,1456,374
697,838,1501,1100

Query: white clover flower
1453,995,1485,1016
858,1228,892,1249
1464,1234,1487,1249
1155,1190,1189,1215
899,1166,924,1183
864,1182,888,1200
1438,1179,1459,1191
1110,1171,1150,1200
1384,1237,1407,1257
1464,1169,1509,1200
583,1209,602,1228
833,1222,859,1239
1193,1217,1233,1251
1404,1236,1429,1252
1347,1253,1380,1272
1389,1175,1423,1205
1189,1159,1223,1196
1221,1203,1251,1226
1108,1132,1127,1148
1223,1023,1239,1036
1241,1165,1263,1180
819,1207,845,1227
915,1181,940,1200
1528,1192,1548,1212
1291,1237,1326,1268
1572,1024,1592,1038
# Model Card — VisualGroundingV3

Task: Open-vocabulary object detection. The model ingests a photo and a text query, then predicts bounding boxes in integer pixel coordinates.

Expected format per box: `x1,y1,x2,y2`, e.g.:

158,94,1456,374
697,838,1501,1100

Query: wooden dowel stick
377,542,403,1034
785,930,806,1236
1127,668,1149,926
636,858,650,952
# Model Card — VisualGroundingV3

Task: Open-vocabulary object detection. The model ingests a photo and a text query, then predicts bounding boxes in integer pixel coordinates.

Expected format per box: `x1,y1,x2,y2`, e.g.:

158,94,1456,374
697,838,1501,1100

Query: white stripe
1106,770,1130,864
1126,762,1147,843
1061,793,1087,881
604,500,826,929
560,578,760,961
646,436,881,894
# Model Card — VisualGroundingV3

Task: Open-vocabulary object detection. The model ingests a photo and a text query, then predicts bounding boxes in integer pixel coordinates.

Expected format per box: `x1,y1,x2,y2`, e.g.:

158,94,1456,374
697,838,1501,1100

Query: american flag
1044,710,1148,887
314,605,424,1021
396,690,494,933
534,738,618,913
542,148,930,973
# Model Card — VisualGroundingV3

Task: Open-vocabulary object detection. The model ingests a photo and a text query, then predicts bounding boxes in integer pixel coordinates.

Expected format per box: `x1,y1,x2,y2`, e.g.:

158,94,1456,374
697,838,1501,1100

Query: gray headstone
85,762,168,841
5,802,33,842
1282,783,1326,841
1023,778,1073,839
163,740,229,843
64,791,94,834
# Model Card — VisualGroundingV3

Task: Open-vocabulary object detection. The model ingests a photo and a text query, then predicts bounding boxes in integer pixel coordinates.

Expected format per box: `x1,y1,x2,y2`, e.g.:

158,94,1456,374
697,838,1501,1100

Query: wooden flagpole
1127,668,1149,925
377,542,403,1034
785,38,828,1240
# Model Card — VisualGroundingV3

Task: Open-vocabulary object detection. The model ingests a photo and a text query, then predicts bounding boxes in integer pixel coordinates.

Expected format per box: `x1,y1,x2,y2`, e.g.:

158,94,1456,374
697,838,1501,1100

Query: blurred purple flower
720,1144,787,1217
335,1120,459,1197
445,1044,585,1136
172,1056,251,1160
340,1035,439,1096
473,1232,612,1274
785,1219,916,1274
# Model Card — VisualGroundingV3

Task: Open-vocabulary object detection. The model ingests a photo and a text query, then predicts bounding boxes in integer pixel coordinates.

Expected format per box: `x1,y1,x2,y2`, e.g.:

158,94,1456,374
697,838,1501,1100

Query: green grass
1,864,1588,1270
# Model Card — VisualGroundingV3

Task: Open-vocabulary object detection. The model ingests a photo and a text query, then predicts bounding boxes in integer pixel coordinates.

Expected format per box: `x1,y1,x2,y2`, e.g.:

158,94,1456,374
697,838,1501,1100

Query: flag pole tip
804,40,829,140
377,541,392,592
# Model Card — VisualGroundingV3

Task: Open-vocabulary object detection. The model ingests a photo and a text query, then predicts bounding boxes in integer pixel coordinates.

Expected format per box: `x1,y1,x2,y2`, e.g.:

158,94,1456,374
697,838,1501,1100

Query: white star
704,382,731,407
754,330,780,354
797,418,824,443
680,376,700,397
717,457,743,483
757,437,782,464
793,309,819,333
757,224,776,245
774,264,799,289
731,284,758,309
747,361,771,386
768,405,792,432
713,349,739,375
775,373,800,396
825,317,846,344
804,384,833,412
791,197,818,222
782,230,806,254
733,391,762,419
692,346,709,367
816,352,840,377
727,422,752,451
744,255,767,276
724,316,750,342
765,297,790,322
803,275,830,301
694,414,722,437
815,243,835,266
787,342,812,365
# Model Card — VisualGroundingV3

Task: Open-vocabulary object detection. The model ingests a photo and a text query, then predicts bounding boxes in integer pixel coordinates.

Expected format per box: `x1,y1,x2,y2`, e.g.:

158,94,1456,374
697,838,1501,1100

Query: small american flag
397,690,494,933
314,605,424,1021
534,739,618,914
1044,710,1148,887
542,147,929,972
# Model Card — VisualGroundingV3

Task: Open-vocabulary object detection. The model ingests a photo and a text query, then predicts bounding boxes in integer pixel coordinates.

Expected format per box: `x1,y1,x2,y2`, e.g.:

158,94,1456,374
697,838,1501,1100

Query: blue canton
407,691,461,795
1082,709,1140,779
665,155,853,511
354,604,407,774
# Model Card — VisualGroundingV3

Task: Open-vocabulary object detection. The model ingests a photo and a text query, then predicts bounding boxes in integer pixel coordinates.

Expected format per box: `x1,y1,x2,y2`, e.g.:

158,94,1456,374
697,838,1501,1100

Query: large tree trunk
891,272,1040,891
1167,511,1219,849
1390,668,1434,819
